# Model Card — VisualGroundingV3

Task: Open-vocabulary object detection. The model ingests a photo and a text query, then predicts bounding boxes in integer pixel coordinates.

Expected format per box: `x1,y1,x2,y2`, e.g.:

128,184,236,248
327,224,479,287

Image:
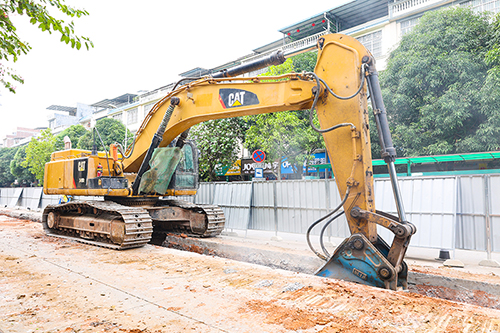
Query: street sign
254,168,263,178
252,149,266,163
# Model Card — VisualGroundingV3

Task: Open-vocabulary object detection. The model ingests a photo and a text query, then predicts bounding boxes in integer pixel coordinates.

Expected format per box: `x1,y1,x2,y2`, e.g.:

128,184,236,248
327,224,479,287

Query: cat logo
219,89,259,109
78,160,86,171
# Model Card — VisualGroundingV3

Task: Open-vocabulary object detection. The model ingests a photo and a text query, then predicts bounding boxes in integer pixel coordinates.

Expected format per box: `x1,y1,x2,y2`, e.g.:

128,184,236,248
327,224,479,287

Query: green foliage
54,124,87,151
265,58,294,76
381,7,500,156
21,128,55,183
10,145,36,185
191,118,248,182
245,111,324,176
486,13,500,77
0,0,93,93
77,118,132,151
291,51,317,73
259,52,317,78
0,146,18,186
244,51,324,177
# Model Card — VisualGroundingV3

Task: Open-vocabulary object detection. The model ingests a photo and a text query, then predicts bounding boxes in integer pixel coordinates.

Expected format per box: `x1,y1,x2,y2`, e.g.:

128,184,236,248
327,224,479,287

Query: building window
400,17,420,36
127,108,138,124
112,113,122,123
143,102,155,118
356,30,382,58
461,0,500,14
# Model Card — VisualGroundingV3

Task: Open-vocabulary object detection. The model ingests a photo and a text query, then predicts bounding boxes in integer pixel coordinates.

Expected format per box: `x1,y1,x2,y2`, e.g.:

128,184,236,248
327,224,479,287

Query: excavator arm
124,34,415,290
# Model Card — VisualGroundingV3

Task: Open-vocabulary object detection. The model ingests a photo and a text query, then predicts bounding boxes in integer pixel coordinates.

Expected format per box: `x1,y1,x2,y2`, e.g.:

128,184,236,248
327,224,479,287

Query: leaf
1,0,93,93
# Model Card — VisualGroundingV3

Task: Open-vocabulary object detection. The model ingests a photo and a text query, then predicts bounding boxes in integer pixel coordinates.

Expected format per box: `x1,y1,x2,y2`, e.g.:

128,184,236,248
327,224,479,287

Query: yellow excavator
43,34,416,291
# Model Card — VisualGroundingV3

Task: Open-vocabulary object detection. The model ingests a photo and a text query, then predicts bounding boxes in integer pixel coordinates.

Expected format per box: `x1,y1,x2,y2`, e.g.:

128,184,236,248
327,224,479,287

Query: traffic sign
252,149,266,163
254,168,263,178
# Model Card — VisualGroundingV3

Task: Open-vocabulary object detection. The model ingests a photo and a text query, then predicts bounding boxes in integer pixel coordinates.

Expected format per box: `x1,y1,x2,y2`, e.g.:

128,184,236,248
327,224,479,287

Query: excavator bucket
315,234,408,291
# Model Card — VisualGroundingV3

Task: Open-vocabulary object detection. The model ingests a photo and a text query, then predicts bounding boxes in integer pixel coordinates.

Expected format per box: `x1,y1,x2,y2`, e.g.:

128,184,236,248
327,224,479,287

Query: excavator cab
167,140,199,194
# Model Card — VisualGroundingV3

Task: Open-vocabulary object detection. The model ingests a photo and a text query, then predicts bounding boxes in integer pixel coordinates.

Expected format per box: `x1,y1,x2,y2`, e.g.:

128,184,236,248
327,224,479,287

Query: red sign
252,150,266,163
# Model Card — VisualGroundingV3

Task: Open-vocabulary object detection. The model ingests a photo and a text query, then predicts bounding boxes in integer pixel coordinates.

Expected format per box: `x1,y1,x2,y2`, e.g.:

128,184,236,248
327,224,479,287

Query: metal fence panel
25,187,43,209
375,177,456,249
8,188,23,207
213,182,251,230
275,180,330,234
194,183,214,204
250,181,275,231
229,182,252,229
40,193,61,207
456,176,487,251
326,179,350,238
2,188,14,206
0,188,8,206
277,181,300,233
19,187,31,208
489,175,500,252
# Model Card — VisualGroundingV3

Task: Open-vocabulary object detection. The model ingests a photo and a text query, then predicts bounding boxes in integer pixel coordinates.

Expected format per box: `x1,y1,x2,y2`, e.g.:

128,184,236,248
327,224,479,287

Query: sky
0,0,350,140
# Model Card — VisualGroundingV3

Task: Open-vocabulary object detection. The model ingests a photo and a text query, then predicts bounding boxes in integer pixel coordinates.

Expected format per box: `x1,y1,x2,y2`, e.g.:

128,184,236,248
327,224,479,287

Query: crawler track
42,201,153,250
158,199,225,237
42,199,225,249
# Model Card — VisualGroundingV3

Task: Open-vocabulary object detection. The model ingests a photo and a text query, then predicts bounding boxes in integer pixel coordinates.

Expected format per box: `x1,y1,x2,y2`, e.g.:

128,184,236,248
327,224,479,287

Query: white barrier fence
1,174,498,252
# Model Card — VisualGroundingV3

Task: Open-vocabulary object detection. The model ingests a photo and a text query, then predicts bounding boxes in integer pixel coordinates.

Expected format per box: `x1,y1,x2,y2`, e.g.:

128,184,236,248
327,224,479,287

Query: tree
54,124,87,151
77,118,132,151
0,146,18,186
244,53,325,178
21,128,55,183
0,0,93,93
486,13,500,76
291,51,317,73
245,111,323,179
381,7,499,156
10,145,36,185
191,118,248,182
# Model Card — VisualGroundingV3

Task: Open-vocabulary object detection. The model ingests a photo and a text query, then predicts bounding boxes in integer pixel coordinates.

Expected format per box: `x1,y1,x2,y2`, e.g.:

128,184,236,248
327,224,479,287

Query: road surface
1,215,499,332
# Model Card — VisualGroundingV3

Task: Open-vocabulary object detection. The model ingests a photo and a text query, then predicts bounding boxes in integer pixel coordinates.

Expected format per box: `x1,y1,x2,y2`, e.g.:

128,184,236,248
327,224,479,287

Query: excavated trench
155,233,500,310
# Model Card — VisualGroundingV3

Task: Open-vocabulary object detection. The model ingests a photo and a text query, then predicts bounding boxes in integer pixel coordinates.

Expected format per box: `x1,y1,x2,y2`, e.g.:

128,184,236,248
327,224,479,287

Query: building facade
5,0,497,153
103,0,499,140
2,127,44,148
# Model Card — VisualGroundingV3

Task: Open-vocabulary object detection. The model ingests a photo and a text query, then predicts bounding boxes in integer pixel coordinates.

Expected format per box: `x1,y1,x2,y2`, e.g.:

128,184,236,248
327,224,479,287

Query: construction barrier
1,174,499,253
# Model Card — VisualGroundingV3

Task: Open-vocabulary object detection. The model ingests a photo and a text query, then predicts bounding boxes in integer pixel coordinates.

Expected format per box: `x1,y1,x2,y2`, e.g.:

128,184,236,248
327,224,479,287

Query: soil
1,215,500,332
409,265,500,285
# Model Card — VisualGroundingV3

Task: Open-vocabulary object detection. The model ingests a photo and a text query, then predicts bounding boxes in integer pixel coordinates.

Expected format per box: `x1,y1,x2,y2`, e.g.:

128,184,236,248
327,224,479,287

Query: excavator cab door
168,140,199,192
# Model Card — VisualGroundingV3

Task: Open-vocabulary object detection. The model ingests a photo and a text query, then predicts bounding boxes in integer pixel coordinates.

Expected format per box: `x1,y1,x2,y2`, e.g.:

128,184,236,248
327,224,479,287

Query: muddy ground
1,215,500,332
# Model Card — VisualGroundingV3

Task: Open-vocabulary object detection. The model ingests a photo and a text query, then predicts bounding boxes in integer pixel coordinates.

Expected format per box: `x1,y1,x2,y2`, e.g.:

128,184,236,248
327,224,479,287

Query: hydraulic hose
306,186,351,260
306,63,367,134
319,210,345,258
117,132,137,161
94,127,111,177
